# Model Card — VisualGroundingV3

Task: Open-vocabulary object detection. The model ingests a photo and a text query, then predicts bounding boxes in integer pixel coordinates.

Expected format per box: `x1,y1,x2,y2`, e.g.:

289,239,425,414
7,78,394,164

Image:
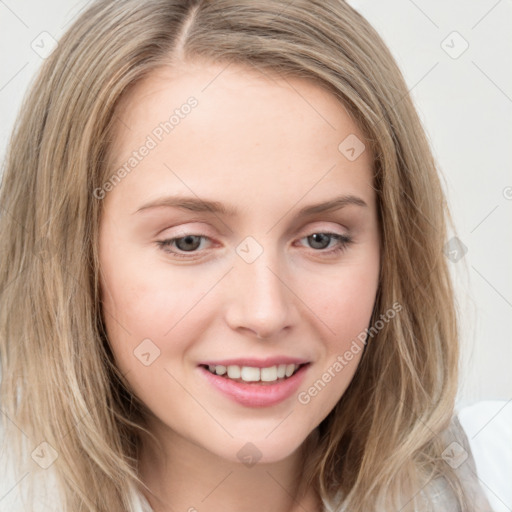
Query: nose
224,249,298,340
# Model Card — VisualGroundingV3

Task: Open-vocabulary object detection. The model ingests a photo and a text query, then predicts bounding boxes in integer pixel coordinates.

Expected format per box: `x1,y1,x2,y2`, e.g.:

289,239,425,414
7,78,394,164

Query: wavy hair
0,0,467,510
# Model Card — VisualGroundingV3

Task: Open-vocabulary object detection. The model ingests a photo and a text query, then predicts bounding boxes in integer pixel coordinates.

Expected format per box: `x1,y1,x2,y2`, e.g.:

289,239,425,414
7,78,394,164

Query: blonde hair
0,0,467,510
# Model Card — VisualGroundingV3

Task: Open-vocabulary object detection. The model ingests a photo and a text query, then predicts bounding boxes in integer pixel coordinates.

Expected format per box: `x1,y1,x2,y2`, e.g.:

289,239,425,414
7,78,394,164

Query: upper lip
199,356,310,368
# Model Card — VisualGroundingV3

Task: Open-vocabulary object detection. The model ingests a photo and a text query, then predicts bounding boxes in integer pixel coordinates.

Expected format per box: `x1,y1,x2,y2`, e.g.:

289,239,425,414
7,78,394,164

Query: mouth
199,362,309,385
198,360,311,407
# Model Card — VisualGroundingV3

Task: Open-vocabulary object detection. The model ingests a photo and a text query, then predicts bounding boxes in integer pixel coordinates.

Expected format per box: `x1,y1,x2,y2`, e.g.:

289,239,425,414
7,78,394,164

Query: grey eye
174,235,203,252
307,233,332,250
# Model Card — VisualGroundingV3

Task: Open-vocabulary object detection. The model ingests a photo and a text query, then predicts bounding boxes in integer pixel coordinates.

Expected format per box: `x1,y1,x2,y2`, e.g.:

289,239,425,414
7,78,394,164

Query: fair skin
98,60,380,512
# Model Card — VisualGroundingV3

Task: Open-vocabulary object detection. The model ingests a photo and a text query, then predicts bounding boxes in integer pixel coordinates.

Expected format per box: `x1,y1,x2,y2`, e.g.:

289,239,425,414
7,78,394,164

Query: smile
198,361,311,407
202,363,304,383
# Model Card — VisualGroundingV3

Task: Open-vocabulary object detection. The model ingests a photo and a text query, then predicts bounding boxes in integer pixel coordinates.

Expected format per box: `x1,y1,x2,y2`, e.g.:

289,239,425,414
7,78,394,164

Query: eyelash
155,232,353,259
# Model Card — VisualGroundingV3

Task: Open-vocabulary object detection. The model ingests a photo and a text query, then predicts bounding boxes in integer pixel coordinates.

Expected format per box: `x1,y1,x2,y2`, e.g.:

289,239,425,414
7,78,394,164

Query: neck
137,421,322,512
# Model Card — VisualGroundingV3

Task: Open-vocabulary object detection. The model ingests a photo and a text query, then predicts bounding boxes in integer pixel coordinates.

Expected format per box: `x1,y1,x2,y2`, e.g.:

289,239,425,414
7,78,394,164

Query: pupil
309,233,329,249
177,235,200,251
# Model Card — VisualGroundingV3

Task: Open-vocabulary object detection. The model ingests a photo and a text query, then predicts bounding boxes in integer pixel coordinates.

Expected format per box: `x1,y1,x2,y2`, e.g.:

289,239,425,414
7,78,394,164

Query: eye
156,234,211,258
156,231,353,259
297,232,353,256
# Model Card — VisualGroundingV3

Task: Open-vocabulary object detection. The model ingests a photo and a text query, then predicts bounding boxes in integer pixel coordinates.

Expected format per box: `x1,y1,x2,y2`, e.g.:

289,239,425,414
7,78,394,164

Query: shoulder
319,414,495,512
420,414,494,512
129,486,155,512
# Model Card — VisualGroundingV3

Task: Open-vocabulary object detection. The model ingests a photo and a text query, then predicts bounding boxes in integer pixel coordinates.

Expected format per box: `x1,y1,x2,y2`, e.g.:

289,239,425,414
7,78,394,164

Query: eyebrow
134,194,367,216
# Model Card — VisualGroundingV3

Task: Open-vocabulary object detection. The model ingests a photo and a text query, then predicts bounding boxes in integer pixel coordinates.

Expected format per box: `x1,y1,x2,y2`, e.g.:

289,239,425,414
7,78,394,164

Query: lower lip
199,364,309,408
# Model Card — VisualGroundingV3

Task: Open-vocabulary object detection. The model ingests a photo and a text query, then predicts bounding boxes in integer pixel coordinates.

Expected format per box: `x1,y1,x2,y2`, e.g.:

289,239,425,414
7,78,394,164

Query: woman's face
98,60,380,464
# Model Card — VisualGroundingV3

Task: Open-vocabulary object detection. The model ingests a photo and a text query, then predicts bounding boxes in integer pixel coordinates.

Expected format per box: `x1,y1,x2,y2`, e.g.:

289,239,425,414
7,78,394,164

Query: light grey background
1,0,511,409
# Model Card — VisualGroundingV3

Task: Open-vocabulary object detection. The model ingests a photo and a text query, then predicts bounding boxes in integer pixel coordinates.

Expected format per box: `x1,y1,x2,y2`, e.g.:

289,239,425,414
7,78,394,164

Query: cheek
306,259,379,344
294,259,379,412
99,230,165,361
99,269,206,407
100,263,206,357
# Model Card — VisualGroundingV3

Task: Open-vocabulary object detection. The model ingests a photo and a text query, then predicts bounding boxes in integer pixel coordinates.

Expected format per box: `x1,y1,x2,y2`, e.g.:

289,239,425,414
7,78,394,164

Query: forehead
105,60,375,213
113,60,365,141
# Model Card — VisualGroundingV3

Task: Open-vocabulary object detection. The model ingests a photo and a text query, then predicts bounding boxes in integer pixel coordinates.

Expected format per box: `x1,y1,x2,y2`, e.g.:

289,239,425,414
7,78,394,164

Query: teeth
285,364,295,377
207,363,301,382
241,366,260,382
227,365,241,379
260,366,277,382
215,365,227,376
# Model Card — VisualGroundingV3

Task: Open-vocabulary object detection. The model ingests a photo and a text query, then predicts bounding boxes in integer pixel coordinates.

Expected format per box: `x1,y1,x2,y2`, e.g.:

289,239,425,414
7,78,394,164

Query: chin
210,429,311,466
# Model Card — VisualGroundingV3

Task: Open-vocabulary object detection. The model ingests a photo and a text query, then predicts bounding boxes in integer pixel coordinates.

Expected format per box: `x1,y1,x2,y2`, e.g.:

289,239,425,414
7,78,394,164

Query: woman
0,1,493,511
